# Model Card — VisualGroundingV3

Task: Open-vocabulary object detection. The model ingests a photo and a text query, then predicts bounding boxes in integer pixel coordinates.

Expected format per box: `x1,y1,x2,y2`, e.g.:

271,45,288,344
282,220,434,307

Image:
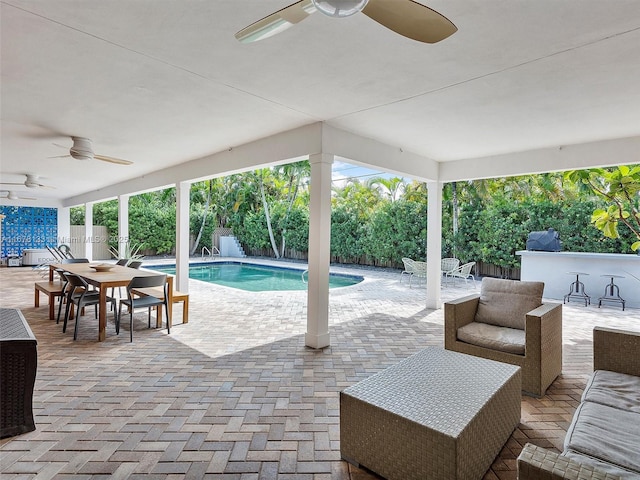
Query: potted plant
109,241,145,263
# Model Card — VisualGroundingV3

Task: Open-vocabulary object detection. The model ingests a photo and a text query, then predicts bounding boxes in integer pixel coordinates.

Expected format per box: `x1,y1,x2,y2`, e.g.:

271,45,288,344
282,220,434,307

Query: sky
331,159,406,188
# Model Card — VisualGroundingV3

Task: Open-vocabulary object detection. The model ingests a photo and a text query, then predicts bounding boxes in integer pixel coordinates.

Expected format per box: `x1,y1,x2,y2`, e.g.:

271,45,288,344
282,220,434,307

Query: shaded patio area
0,261,637,479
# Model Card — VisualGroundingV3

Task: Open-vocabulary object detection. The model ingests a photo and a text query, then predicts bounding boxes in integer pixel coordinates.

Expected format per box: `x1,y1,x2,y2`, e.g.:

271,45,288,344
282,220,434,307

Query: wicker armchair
444,277,562,397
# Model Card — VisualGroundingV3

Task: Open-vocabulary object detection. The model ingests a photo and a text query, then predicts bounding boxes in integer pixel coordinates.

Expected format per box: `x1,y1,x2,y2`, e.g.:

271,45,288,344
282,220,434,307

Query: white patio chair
446,261,476,286
400,258,417,283
411,261,428,287
441,258,460,279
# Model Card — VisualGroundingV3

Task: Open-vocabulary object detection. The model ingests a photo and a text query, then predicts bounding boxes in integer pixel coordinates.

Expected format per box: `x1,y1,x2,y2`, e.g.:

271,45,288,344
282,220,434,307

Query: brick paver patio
1,259,637,479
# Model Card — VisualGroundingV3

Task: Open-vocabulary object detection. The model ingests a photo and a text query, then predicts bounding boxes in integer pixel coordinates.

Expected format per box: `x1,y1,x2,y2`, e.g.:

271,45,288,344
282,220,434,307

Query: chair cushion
564,401,640,474
456,321,525,355
474,278,543,330
582,370,640,413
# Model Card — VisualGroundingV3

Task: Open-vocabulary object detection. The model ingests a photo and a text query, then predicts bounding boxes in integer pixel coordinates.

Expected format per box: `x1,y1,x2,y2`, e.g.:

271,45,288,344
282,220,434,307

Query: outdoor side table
0,308,38,438
598,274,625,311
340,348,521,480
564,271,590,306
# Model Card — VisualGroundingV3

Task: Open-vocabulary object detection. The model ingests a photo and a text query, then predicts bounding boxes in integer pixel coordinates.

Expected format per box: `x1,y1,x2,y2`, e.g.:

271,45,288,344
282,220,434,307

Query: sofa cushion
582,370,640,413
457,321,525,355
474,278,543,330
563,450,640,479
564,401,640,474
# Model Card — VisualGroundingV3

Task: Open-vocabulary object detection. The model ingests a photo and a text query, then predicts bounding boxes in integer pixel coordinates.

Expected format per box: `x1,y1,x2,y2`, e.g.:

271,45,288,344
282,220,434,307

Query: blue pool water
149,262,363,292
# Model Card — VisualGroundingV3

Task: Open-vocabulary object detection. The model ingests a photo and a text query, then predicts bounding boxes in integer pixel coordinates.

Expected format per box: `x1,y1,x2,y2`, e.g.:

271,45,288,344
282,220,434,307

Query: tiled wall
0,206,58,257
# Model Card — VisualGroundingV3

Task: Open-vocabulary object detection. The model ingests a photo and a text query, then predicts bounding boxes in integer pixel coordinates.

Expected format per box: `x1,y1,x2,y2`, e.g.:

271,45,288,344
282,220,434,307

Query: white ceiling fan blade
235,0,316,43
362,0,457,43
93,154,134,165
0,182,25,186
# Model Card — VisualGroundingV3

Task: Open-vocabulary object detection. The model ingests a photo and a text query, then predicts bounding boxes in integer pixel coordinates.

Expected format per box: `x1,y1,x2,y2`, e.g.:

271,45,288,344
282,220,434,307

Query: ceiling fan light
311,0,368,18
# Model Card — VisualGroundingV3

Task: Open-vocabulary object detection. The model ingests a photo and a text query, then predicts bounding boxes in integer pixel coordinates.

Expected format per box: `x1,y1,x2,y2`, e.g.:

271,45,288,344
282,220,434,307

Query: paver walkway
1,259,638,479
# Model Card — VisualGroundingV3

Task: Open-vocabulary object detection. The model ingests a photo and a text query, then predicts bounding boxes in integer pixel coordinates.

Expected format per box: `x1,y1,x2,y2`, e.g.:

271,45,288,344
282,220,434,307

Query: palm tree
255,169,281,258
190,180,216,255
366,176,406,202
274,160,310,257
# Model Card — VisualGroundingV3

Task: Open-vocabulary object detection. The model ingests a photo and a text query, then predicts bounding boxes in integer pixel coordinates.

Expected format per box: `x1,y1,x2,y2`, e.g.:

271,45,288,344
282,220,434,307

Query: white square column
175,181,190,293
85,202,93,261
118,194,130,259
57,206,71,247
426,181,443,309
305,153,333,349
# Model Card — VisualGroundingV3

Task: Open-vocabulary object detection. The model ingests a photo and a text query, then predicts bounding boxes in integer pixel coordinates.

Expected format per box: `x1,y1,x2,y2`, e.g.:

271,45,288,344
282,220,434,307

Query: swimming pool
149,262,363,292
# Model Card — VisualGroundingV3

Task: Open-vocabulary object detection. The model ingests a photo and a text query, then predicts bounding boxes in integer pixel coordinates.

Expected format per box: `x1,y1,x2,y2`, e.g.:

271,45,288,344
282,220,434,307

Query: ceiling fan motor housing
24,174,40,188
70,136,94,160
312,0,368,17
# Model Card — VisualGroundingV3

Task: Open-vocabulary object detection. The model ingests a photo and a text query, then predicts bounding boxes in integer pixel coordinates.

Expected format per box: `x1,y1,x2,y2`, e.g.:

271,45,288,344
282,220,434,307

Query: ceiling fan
0,174,54,189
52,137,134,165
1,190,36,201
235,0,457,44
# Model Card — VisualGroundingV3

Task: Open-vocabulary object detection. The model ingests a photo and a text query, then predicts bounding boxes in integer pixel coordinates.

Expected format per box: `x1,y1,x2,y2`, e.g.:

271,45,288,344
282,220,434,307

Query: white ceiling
2,0,640,205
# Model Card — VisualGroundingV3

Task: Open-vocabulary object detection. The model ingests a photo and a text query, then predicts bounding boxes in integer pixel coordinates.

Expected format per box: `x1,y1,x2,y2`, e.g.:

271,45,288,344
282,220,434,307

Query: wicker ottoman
340,347,521,480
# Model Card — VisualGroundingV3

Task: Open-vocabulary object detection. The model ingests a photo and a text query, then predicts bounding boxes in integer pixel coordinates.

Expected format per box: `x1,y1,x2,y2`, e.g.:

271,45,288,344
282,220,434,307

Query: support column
118,194,130,259
57,206,71,248
175,182,190,293
85,202,93,261
426,181,443,309
305,153,333,349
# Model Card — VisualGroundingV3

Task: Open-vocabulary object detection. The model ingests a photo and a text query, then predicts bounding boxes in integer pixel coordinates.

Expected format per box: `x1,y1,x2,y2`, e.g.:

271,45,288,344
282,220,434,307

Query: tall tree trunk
259,173,280,259
452,181,459,236
280,177,300,257
190,183,212,255
452,181,458,257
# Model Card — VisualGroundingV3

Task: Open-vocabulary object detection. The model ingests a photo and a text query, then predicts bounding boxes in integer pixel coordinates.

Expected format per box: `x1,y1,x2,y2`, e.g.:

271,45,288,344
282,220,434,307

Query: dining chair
57,269,94,324
54,269,72,324
117,275,169,342
127,260,143,269
110,259,130,299
62,274,117,340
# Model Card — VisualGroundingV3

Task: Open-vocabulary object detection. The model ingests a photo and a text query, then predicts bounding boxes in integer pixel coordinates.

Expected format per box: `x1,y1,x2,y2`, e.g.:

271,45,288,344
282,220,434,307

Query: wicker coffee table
340,348,521,480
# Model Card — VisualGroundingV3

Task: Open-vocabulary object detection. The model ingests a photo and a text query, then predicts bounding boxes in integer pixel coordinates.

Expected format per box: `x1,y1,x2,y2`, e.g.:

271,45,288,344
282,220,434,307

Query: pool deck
1,256,638,479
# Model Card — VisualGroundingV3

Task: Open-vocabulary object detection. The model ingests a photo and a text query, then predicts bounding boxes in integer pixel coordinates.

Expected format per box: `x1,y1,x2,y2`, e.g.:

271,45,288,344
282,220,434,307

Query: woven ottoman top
0,308,36,341
342,347,520,437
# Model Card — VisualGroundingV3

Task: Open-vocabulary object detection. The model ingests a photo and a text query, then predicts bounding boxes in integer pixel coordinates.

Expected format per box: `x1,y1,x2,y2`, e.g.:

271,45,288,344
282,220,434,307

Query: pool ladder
201,246,220,260
302,269,308,284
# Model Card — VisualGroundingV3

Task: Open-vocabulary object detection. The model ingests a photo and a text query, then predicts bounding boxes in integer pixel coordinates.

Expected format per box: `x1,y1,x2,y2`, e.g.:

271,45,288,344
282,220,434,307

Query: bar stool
564,271,590,306
598,274,625,311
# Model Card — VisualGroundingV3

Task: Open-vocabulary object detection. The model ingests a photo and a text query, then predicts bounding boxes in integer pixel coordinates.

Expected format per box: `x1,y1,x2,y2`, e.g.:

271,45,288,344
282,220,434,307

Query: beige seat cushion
564,401,640,474
582,370,640,413
457,321,525,355
474,278,543,330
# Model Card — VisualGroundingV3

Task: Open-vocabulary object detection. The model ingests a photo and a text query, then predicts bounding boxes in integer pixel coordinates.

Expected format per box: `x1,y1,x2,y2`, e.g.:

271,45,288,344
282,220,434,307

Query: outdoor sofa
444,277,562,397
518,327,640,479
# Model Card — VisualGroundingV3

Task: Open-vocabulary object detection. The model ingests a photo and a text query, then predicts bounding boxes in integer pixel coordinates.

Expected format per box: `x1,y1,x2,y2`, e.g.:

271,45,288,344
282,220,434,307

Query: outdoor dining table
48,263,173,342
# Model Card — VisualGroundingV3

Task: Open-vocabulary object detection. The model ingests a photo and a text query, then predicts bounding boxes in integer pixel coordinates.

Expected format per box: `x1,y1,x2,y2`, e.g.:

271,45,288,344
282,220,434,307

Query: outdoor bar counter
516,250,640,309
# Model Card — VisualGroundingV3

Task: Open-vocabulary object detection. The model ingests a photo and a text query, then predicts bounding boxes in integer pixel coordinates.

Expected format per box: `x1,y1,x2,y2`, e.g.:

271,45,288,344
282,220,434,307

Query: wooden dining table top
49,263,158,287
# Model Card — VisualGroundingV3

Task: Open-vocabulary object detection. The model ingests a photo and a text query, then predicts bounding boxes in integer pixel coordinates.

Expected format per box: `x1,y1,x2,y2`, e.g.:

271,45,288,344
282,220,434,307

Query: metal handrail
201,246,221,260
